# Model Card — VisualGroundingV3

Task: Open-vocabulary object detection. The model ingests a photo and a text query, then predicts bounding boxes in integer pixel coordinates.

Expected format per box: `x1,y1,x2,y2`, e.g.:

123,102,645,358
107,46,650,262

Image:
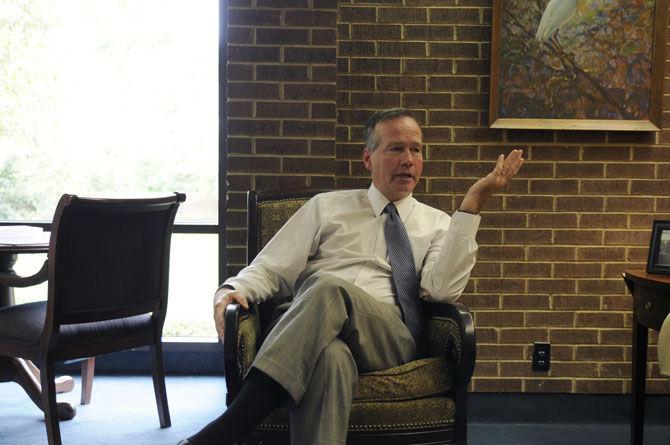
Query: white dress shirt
224,184,481,306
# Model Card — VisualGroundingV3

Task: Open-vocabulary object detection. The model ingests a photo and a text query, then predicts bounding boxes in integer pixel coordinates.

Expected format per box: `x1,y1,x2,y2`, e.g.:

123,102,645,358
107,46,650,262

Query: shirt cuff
220,279,248,299
451,211,481,238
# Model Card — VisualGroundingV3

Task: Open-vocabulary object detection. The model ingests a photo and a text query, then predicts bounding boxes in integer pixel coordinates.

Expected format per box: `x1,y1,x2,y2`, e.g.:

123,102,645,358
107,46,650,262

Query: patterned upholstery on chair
232,297,464,433
427,315,464,372
257,198,311,252
356,357,452,402
235,306,260,382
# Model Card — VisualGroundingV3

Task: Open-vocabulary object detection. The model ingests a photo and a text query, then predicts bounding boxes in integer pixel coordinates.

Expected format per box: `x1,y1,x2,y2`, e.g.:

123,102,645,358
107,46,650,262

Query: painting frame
489,0,668,131
647,220,670,275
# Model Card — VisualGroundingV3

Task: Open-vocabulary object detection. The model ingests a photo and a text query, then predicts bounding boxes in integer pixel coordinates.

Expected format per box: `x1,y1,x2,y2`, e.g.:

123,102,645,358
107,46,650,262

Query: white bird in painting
535,0,587,45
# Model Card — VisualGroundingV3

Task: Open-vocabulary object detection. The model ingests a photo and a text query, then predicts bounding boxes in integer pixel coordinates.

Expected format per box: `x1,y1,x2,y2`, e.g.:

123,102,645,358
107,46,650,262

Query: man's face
363,116,424,202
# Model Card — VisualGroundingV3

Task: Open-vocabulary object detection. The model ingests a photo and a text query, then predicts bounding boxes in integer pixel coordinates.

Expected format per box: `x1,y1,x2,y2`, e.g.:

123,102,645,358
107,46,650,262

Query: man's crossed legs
182,275,417,445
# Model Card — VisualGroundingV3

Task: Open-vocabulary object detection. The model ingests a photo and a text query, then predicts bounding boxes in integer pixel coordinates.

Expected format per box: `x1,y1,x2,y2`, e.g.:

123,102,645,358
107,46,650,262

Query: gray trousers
251,274,418,445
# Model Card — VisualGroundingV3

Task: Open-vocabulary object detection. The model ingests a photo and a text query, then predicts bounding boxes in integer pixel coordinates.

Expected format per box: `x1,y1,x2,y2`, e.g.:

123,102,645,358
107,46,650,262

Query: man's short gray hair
364,108,417,151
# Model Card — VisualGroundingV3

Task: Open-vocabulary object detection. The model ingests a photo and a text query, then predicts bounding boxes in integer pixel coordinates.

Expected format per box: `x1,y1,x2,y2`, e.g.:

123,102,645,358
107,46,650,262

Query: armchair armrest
0,260,48,288
223,302,260,406
423,300,476,387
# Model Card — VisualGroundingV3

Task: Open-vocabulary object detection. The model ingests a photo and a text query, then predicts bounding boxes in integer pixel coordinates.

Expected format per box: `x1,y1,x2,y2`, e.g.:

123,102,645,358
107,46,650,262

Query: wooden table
0,239,77,420
0,243,50,306
623,270,670,445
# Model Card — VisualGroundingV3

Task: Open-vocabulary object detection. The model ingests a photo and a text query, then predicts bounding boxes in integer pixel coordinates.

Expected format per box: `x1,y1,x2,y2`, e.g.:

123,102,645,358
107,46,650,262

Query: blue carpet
1,375,669,444
0,375,225,445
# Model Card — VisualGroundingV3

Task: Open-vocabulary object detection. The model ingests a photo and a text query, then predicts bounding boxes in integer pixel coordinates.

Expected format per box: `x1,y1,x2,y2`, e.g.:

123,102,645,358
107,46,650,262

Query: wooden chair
0,193,185,445
223,189,475,445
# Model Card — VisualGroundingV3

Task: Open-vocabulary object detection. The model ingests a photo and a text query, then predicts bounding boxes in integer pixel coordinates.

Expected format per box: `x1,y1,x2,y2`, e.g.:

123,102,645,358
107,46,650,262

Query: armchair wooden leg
454,384,468,445
150,343,171,428
80,357,95,405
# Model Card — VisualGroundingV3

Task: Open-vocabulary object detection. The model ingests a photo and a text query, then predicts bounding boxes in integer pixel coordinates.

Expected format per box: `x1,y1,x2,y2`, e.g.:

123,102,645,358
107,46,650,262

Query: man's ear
362,148,373,172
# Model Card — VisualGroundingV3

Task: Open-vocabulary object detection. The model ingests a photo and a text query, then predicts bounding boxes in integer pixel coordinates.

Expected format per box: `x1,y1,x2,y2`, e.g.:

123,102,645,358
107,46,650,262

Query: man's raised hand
459,149,524,214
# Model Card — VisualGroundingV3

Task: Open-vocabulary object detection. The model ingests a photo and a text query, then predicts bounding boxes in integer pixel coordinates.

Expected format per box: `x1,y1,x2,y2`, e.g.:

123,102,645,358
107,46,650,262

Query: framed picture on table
647,220,670,275
489,0,668,131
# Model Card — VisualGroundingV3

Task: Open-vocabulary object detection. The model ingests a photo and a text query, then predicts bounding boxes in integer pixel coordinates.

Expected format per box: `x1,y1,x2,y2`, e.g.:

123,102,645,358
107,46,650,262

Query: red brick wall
226,1,670,394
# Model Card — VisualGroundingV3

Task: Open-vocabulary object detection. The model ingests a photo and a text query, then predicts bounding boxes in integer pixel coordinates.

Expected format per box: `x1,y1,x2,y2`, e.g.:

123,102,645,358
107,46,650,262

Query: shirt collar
367,183,415,222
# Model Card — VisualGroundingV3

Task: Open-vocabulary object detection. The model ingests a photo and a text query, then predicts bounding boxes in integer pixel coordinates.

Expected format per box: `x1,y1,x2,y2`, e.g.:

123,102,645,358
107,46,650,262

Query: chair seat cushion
356,357,453,402
256,357,456,433
0,301,46,346
235,307,457,403
0,301,153,348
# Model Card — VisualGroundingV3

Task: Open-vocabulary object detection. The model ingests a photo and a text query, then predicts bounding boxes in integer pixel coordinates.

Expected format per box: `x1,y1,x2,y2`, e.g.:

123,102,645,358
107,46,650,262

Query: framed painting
647,220,670,275
489,0,668,131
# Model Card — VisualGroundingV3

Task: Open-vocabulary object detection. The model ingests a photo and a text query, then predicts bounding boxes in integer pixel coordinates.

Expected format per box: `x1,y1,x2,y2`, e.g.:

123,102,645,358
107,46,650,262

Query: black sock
187,369,289,445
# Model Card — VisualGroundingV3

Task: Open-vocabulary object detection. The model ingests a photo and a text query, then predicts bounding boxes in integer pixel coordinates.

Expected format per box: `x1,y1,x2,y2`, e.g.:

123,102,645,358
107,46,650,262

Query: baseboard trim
470,393,670,425
55,348,225,375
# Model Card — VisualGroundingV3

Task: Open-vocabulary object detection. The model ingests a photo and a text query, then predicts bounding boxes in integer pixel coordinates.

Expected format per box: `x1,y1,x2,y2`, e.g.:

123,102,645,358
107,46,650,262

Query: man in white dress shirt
180,109,524,445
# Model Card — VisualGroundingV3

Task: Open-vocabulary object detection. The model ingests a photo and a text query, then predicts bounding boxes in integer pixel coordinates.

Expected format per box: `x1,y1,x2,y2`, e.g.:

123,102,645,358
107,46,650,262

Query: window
1,0,221,339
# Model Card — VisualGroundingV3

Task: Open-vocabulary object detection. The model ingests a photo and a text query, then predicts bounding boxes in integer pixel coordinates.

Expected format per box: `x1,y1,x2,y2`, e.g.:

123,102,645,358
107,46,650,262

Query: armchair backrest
247,189,327,261
46,193,185,328
246,189,327,331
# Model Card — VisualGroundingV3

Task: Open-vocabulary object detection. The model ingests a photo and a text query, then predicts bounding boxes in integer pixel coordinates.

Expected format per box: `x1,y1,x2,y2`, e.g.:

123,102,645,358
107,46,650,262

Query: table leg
26,359,75,394
0,253,77,420
0,356,76,421
0,254,16,306
631,319,647,445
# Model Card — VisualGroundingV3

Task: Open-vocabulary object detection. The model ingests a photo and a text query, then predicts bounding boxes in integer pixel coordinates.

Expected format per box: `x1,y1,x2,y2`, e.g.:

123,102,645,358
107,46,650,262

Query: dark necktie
384,202,423,346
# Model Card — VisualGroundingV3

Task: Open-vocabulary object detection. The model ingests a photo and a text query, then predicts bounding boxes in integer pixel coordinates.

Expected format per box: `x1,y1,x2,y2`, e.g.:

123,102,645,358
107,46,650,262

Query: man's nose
400,148,414,164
